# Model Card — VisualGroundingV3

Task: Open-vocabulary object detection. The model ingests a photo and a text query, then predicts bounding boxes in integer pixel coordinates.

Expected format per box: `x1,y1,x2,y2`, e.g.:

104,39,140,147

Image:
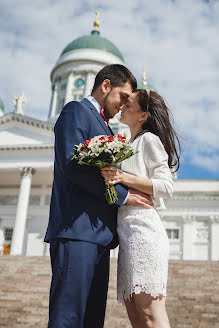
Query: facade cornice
173,193,219,200
0,144,54,150
51,48,124,79
0,113,54,131
0,215,32,221
159,209,219,219
52,68,98,83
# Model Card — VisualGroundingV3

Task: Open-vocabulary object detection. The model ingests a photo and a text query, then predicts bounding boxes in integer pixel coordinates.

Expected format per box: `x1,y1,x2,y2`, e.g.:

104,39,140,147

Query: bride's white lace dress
117,132,174,302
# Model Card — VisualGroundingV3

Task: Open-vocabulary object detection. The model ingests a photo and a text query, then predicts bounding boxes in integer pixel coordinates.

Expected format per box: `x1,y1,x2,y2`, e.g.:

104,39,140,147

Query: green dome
0,97,4,112
61,30,124,61
138,81,155,91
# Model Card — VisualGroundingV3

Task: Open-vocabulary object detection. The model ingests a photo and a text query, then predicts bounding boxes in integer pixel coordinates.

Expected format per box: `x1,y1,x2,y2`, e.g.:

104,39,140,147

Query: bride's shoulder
141,132,164,152
141,132,160,144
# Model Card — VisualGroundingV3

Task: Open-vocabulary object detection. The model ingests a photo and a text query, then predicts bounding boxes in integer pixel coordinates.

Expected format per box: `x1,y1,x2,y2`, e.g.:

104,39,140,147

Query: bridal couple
44,64,180,328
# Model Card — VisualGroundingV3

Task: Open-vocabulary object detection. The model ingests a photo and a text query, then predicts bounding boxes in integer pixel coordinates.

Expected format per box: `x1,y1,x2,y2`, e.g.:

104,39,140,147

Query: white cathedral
0,13,218,261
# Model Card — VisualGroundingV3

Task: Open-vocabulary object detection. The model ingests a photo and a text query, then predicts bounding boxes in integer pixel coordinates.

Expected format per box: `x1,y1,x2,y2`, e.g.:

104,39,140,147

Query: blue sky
0,0,218,179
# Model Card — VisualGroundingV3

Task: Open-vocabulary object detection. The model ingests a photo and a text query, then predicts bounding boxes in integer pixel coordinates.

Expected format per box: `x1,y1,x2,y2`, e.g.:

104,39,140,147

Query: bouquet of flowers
71,134,137,205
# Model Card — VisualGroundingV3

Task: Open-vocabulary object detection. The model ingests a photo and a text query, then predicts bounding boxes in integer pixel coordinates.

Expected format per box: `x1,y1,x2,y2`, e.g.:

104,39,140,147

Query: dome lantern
138,67,155,91
93,10,100,33
142,67,147,86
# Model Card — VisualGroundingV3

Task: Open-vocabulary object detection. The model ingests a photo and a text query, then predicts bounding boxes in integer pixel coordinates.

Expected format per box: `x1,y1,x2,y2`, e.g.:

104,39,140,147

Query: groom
44,64,151,328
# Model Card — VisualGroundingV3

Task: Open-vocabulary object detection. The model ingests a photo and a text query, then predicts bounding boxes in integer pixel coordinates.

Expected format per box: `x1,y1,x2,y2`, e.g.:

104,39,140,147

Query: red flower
108,135,114,142
117,134,126,142
117,134,122,140
83,139,91,147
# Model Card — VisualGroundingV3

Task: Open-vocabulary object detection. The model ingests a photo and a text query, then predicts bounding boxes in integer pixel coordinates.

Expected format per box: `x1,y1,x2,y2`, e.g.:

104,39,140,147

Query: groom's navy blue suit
44,98,128,328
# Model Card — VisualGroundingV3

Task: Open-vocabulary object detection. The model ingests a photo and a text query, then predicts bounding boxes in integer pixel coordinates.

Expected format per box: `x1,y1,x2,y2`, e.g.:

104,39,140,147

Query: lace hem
117,283,167,303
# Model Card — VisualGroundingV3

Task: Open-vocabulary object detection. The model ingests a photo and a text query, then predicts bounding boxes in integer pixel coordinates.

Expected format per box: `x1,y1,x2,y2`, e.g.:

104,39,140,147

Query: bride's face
120,93,146,127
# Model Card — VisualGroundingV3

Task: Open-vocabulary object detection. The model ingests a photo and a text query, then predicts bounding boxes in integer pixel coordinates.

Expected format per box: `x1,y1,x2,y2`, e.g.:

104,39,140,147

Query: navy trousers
47,239,110,328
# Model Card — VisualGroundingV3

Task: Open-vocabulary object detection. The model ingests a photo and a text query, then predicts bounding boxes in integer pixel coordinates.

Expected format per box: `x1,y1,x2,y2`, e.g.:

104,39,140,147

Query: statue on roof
13,92,27,115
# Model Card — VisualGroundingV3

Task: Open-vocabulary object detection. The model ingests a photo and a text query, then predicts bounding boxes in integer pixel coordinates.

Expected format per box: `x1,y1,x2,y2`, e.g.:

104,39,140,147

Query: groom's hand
126,188,153,209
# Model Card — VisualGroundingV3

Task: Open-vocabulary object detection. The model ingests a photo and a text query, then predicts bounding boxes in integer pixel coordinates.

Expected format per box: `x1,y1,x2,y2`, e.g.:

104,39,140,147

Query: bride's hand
101,166,124,185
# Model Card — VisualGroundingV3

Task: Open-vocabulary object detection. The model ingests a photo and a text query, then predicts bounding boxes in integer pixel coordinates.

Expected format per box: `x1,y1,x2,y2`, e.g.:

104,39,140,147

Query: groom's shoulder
59,101,92,121
55,101,91,129
62,100,89,113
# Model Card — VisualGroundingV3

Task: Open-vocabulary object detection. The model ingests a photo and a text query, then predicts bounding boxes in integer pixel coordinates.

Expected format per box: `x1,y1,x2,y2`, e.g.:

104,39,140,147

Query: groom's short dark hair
91,64,137,93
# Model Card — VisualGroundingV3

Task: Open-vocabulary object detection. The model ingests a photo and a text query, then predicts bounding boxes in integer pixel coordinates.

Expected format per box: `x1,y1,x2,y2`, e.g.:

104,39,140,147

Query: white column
64,72,74,105
49,82,58,119
210,215,219,261
84,72,95,97
10,168,35,255
0,227,3,256
48,85,55,119
182,215,194,260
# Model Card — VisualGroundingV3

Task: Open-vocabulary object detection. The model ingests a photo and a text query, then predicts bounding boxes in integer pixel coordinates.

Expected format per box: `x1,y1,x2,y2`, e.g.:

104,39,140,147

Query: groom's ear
101,79,111,94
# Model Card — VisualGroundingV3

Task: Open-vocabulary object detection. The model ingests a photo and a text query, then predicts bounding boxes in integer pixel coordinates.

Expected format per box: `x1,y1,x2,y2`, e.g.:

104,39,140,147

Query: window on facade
4,228,13,241
166,229,179,239
74,78,85,88
60,83,66,91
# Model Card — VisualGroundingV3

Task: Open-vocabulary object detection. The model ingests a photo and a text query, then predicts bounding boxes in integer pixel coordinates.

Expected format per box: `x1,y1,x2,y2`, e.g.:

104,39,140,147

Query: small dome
0,97,4,112
138,69,155,91
61,30,124,61
137,81,155,91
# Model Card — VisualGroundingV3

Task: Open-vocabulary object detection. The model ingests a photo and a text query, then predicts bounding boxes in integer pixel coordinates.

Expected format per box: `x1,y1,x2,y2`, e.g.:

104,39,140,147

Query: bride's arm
101,134,174,199
101,167,154,195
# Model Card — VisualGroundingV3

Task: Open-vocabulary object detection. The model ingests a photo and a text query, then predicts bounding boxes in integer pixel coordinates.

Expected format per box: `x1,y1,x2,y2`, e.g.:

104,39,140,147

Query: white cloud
191,152,219,172
0,0,218,174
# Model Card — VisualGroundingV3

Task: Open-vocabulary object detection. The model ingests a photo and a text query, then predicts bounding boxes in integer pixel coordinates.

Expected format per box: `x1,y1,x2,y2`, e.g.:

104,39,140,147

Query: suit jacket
44,98,128,248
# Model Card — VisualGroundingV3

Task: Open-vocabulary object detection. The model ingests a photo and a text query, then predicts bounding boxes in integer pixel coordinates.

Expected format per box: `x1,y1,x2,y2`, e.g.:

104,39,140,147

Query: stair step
0,257,218,328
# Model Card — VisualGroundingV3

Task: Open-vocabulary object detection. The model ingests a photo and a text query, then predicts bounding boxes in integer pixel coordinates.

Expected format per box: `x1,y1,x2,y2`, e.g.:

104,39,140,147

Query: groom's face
103,81,133,119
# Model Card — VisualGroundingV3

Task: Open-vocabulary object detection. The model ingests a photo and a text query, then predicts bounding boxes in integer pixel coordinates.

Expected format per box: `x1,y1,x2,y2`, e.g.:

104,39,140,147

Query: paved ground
0,256,219,327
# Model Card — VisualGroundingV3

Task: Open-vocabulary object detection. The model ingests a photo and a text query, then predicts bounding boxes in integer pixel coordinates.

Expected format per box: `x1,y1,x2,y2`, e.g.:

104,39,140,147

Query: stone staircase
0,256,218,328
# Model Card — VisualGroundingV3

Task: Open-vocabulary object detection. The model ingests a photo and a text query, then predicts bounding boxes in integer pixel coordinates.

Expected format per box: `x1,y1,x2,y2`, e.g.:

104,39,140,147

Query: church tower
48,12,125,123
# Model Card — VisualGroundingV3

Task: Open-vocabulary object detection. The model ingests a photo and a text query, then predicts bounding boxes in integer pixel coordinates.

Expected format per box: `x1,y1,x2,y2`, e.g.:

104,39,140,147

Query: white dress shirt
86,95,101,114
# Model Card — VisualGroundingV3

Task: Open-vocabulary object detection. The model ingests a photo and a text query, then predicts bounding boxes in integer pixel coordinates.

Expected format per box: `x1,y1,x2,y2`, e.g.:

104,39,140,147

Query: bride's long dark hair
136,89,181,171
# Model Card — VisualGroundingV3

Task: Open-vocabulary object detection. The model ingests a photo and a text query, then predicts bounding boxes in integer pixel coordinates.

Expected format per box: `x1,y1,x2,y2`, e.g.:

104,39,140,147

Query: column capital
210,215,219,224
19,167,36,177
54,77,61,83
53,81,59,90
66,70,73,77
182,215,195,224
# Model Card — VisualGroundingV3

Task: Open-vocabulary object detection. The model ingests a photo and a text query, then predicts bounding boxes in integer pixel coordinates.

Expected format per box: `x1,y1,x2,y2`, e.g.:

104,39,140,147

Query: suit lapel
81,98,112,135
108,125,114,135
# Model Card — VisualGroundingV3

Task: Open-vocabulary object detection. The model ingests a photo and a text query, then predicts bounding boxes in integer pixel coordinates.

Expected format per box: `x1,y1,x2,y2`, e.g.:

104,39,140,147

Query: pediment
0,113,54,148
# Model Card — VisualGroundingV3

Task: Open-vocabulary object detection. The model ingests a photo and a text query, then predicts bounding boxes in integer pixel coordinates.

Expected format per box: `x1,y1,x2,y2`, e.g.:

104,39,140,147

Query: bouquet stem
105,184,118,205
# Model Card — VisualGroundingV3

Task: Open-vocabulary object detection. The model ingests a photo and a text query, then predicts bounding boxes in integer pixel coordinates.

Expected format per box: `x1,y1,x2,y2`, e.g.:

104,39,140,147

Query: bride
101,89,180,328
